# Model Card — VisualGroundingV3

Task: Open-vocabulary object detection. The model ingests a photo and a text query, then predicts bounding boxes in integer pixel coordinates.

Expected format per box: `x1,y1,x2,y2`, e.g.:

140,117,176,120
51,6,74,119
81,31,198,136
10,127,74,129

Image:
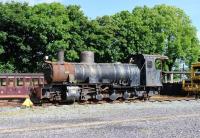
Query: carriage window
25,78,31,86
0,78,6,86
147,61,153,68
8,78,15,87
17,78,24,86
40,78,44,84
32,78,39,86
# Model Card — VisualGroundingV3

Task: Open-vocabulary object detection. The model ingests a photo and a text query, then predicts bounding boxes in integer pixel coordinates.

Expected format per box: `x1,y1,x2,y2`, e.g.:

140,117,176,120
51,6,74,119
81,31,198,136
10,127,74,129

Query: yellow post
22,97,33,108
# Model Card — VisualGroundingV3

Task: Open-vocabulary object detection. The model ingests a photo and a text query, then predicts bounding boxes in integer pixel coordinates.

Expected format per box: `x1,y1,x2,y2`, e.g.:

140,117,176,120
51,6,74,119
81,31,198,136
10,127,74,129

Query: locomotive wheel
96,94,103,101
109,93,118,101
123,91,130,100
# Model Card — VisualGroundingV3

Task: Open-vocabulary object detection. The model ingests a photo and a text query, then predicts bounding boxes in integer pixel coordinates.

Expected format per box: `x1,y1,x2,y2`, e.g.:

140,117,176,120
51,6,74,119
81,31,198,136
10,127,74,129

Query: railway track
78,95,197,105
0,95,197,107
0,99,23,107
149,95,196,102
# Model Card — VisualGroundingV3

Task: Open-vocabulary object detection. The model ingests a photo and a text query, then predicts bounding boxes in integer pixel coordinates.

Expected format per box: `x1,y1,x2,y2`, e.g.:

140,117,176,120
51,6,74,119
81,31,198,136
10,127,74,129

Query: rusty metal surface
44,62,75,83
0,73,44,77
44,61,140,86
182,62,200,94
32,86,43,99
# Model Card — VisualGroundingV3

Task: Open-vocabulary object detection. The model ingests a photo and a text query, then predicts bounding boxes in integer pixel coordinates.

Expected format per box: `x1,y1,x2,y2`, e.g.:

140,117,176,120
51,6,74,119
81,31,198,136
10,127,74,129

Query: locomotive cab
131,54,168,93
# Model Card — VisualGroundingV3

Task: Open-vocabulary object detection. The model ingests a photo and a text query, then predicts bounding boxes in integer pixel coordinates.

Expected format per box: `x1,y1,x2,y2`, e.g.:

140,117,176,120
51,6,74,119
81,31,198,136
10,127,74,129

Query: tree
95,15,124,62
95,5,199,70
0,2,199,72
0,2,31,72
0,2,79,72
153,5,200,70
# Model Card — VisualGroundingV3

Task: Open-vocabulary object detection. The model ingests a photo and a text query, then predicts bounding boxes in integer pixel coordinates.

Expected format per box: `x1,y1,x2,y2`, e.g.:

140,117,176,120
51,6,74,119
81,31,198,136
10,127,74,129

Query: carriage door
24,77,32,95
16,77,26,97
6,76,16,96
0,77,7,97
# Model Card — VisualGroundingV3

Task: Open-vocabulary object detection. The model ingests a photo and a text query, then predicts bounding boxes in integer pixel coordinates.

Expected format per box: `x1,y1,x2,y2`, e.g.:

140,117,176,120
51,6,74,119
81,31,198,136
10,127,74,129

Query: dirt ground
0,99,200,138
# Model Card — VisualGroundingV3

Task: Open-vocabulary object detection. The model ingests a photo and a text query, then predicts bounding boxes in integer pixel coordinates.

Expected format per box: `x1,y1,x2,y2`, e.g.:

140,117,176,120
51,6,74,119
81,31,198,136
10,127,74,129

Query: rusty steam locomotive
33,50,168,103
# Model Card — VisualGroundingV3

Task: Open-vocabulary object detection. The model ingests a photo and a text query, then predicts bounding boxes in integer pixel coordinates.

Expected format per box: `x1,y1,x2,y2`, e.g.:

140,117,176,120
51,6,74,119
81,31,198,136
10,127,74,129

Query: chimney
58,49,64,63
81,51,94,63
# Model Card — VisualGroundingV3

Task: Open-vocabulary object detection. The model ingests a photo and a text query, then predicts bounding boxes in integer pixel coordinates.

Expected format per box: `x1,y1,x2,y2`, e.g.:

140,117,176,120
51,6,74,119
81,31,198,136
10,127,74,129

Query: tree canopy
0,2,199,72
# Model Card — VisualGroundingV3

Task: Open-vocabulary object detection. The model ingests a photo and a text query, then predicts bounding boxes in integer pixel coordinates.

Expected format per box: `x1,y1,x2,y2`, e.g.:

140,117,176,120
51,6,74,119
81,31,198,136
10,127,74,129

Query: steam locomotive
33,50,168,103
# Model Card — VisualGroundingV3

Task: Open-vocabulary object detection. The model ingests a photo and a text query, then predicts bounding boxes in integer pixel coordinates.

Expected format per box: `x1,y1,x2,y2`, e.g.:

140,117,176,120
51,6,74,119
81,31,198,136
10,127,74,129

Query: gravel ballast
0,100,200,138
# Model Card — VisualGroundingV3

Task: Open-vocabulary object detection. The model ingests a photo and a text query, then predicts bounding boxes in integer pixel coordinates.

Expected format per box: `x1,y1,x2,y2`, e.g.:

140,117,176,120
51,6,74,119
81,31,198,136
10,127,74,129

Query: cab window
155,60,162,70
147,61,153,68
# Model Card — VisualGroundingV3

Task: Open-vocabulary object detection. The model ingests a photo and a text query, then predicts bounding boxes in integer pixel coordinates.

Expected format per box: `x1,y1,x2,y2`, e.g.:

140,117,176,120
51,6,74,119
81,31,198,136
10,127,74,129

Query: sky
1,0,200,39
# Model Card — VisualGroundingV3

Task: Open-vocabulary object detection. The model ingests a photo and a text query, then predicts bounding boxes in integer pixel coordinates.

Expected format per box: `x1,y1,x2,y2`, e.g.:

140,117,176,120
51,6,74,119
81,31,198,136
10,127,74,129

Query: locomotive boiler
39,50,168,102
44,51,140,86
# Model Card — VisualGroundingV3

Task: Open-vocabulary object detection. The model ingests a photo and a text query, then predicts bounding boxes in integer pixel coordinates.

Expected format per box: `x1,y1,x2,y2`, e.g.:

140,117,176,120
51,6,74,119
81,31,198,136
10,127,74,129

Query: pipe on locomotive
57,50,95,63
58,49,64,63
